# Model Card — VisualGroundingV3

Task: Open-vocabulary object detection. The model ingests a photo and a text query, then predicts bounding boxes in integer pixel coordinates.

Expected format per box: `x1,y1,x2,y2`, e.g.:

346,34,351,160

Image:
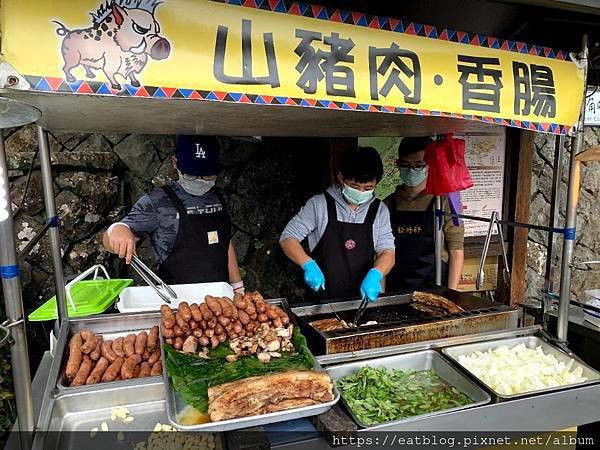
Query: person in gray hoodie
280,147,395,302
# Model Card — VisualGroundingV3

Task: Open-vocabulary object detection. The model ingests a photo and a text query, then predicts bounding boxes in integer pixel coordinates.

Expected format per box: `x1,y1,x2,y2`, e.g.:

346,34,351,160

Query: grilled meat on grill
411,291,464,314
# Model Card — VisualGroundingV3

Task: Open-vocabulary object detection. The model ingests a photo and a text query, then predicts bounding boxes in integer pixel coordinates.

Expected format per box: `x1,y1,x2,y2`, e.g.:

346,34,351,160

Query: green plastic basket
29,265,133,321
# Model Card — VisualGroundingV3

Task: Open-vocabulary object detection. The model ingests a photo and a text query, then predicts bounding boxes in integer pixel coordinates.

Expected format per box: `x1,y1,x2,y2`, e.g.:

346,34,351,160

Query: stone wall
526,128,600,302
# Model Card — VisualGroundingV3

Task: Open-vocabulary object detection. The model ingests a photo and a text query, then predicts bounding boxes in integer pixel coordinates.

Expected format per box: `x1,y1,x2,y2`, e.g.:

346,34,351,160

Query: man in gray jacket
280,147,395,302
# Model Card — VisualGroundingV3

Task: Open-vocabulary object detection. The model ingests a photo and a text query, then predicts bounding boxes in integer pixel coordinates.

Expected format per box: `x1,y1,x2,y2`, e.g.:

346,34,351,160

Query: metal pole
0,131,35,448
36,126,67,325
543,135,564,326
557,35,588,342
435,196,443,285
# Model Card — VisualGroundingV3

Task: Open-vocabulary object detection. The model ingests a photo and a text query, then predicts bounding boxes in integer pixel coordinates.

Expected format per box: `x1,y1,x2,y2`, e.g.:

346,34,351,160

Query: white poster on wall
456,131,506,238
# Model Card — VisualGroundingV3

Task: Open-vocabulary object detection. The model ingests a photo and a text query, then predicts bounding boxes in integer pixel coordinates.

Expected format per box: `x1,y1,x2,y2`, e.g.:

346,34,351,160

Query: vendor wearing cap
280,147,395,302
385,137,464,291
102,135,244,293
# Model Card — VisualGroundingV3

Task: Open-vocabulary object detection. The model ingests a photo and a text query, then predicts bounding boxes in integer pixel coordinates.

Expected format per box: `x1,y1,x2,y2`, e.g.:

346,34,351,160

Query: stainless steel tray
442,336,600,400
57,312,162,391
37,380,223,450
160,299,340,432
326,349,490,429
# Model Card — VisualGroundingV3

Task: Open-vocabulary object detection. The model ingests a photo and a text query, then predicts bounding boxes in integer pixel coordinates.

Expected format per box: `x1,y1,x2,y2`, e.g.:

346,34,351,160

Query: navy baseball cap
175,135,222,176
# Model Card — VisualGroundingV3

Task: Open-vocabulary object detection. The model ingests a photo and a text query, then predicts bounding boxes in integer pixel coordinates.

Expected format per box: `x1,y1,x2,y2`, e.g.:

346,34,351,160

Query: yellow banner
0,0,585,133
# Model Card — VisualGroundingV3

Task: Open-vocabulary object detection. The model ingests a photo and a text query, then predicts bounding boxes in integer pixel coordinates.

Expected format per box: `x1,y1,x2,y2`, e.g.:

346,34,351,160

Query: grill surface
292,287,519,355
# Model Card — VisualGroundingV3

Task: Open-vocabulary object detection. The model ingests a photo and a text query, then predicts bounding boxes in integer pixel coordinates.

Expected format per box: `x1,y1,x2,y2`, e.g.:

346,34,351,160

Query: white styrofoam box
116,282,233,313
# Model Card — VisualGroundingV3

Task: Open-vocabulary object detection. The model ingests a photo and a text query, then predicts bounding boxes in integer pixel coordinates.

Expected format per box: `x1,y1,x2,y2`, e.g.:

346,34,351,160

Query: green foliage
337,366,472,425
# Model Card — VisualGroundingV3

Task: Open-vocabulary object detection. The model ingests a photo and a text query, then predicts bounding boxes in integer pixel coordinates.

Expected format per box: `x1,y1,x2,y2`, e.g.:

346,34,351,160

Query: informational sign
585,88,600,126
458,131,506,237
0,0,585,134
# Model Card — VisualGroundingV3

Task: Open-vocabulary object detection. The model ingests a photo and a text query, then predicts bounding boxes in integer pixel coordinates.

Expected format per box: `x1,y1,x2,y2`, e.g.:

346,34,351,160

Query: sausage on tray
72,356,92,387
112,337,125,357
123,333,136,357
121,354,142,380
86,357,109,385
101,340,117,363
65,333,83,382
102,357,124,382
147,326,159,352
135,331,148,355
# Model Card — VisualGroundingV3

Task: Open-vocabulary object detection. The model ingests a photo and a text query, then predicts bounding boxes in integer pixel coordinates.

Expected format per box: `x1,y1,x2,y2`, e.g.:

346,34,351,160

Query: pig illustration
53,0,171,90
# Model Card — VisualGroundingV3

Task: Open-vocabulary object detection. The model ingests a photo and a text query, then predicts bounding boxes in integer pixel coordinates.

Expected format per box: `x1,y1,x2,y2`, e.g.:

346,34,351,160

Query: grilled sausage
199,303,213,321
65,333,83,381
150,361,162,377
177,302,192,322
190,303,202,322
86,357,109,385
123,333,136,357
205,296,222,316
121,354,142,380
135,331,148,355
148,348,161,365
90,337,103,361
101,340,117,363
139,362,152,378
112,337,125,357
71,355,92,387
174,336,184,350
147,326,159,352
101,357,124,382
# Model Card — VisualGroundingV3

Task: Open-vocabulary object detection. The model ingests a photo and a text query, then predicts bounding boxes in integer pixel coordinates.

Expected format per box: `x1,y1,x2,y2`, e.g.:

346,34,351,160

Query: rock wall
526,128,600,302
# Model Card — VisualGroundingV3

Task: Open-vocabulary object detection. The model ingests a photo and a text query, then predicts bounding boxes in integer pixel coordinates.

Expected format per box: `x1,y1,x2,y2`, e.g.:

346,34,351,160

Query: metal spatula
129,255,177,304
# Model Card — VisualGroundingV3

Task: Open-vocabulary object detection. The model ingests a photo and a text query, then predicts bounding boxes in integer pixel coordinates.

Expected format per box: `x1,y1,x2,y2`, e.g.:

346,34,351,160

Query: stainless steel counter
21,315,600,449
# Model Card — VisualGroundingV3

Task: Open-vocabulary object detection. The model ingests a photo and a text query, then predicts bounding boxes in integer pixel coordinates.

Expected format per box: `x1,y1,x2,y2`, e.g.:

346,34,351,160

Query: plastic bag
424,134,473,195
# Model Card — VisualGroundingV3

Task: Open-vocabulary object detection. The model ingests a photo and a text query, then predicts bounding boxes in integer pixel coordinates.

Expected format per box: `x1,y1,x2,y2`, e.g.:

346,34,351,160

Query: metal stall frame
0,2,592,444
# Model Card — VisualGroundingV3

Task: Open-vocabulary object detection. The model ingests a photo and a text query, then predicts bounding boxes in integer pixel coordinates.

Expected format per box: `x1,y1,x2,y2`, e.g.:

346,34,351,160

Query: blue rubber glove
302,259,325,291
360,268,383,302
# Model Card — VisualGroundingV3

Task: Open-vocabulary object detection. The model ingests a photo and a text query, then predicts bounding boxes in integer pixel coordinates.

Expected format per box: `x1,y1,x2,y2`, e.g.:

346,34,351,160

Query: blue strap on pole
563,227,576,241
0,265,20,279
46,216,60,228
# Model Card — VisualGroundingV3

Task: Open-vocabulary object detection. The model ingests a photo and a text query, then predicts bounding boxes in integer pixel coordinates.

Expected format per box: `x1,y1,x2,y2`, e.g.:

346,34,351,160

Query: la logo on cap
195,143,206,159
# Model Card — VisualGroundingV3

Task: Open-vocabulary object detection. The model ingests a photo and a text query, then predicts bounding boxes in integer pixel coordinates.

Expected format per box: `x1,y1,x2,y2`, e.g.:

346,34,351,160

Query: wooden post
510,130,535,306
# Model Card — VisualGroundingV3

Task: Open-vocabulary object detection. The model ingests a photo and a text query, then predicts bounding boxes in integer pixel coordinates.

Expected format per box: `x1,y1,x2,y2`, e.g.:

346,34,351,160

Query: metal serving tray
160,298,340,432
326,349,490,429
57,312,162,391
442,336,600,401
37,380,224,450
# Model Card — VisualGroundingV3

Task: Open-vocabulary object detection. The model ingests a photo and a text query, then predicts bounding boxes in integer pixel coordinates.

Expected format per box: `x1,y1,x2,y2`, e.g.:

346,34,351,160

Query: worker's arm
102,194,159,264
228,242,244,290
373,249,395,276
280,237,312,267
103,224,137,264
443,196,465,290
447,249,464,290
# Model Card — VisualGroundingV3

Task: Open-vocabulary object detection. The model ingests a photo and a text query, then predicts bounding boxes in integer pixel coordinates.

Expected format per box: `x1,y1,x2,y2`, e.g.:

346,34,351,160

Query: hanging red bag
424,134,473,195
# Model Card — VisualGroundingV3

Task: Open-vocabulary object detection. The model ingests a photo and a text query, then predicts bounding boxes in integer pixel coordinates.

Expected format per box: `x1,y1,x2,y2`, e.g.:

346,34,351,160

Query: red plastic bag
424,134,473,195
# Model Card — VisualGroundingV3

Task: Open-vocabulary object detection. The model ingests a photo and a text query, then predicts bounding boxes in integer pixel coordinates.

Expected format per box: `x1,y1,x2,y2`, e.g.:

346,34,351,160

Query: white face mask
178,172,215,196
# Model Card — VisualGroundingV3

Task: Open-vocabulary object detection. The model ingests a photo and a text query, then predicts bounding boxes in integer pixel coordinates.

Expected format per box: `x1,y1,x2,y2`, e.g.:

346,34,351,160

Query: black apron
386,194,446,291
309,192,380,302
156,185,230,285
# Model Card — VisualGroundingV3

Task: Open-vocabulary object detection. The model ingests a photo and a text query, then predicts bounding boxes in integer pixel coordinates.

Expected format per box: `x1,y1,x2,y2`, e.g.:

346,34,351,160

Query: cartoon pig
54,0,171,90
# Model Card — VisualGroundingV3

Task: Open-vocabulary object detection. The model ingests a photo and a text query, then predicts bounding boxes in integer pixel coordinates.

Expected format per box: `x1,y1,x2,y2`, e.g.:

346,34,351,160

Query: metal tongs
476,211,511,290
353,296,369,327
129,255,178,304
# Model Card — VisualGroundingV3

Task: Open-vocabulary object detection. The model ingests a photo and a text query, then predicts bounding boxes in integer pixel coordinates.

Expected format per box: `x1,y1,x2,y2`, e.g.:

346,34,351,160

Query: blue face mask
399,167,427,187
342,184,374,205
